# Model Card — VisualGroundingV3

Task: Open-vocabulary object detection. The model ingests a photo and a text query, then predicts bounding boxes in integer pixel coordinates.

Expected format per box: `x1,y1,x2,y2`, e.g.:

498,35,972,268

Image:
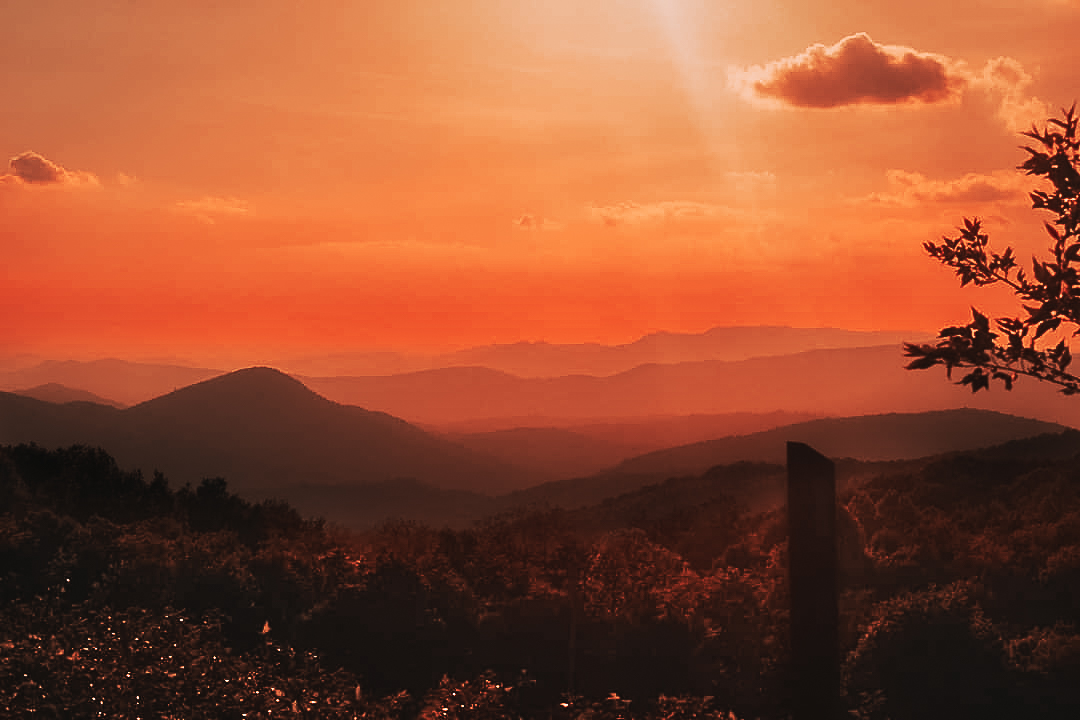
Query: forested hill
3,433,1080,718
0,367,539,495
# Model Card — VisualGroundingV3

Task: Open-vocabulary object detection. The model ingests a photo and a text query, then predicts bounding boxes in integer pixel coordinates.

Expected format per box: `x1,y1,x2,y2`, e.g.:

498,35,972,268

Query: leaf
906,356,939,370
1033,259,1051,284
1035,317,1062,339
971,307,990,332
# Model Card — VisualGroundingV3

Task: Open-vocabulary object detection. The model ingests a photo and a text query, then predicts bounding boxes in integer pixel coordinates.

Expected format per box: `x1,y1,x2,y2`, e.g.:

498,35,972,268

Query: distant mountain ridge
299,344,1080,428
0,359,222,407
0,326,926,407
12,383,124,408
435,326,924,378
284,325,924,377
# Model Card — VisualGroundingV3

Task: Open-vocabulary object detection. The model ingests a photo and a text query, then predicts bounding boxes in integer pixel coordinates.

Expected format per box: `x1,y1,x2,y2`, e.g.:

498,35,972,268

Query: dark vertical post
786,441,839,720
567,557,578,696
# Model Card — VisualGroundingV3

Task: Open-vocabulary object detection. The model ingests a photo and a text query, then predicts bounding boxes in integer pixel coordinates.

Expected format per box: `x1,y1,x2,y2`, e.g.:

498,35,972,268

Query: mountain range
1,364,1072,528
0,326,927,411
298,344,1080,428
282,325,924,377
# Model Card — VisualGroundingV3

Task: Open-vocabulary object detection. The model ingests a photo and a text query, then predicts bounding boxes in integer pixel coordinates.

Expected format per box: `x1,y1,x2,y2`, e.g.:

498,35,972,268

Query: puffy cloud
589,201,735,227
856,169,1031,207
1,151,100,187
728,33,963,108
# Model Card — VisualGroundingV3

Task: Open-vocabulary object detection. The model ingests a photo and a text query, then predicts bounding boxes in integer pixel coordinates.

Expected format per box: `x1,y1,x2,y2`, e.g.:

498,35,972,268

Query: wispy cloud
176,196,252,224
972,57,1049,132
725,171,778,195
854,169,1032,207
513,213,564,231
588,201,735,228
1,151,100,188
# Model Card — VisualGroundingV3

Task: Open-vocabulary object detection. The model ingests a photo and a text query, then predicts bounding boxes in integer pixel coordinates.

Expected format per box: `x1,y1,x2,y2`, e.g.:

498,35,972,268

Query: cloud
513,213,563,231
725,171,778,195
176,196,252,223
973,56,1049,132
855,169,1032,207
589,201,735,228
1,151,100,187
728,33,963,108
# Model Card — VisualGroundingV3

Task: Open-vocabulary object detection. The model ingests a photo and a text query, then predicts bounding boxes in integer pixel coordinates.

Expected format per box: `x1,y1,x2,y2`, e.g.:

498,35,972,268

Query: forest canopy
3,439,1080,718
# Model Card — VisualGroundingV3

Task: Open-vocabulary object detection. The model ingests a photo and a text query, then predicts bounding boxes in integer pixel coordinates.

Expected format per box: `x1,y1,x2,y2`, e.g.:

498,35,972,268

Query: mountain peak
132,365,328,411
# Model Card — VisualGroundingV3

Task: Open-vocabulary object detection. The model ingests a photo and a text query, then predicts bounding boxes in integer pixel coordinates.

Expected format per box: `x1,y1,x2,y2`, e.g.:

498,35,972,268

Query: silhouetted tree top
905,103,1080,393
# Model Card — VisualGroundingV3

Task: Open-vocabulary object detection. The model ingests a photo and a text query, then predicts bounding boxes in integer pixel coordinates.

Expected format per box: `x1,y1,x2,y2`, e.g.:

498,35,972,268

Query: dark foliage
906,104,1080,393
5,439,1080,717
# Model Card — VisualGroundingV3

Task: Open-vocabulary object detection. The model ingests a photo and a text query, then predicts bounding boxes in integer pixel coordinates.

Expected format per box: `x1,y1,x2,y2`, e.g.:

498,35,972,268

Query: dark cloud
733,33,962,108
8,151,67,183
2,151,99,187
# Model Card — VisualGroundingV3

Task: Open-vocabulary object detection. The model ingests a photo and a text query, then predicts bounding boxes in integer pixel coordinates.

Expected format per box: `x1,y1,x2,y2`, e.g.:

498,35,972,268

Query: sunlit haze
3,0,1078,367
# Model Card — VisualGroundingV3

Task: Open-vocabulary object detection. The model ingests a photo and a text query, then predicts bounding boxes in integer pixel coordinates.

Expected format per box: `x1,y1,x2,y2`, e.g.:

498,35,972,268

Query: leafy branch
904,103,1080,394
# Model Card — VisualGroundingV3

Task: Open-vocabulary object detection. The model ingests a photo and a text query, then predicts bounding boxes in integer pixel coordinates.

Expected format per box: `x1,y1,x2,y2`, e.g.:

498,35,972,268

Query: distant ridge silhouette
299,345,1080,428
284,325,924,377
13,382,124,408
0,358,222,406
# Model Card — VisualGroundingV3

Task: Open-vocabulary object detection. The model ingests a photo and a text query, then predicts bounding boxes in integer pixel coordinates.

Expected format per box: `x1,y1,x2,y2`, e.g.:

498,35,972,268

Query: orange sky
3,0,1079,366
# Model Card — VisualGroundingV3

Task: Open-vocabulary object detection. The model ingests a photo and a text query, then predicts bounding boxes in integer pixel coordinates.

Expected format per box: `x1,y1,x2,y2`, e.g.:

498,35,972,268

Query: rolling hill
3,365,1074,529
0,367,539,496
504,409,1069,511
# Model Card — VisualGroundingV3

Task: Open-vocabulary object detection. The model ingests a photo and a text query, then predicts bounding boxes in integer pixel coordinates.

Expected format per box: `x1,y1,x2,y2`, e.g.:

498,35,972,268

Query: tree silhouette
905,104,1080,393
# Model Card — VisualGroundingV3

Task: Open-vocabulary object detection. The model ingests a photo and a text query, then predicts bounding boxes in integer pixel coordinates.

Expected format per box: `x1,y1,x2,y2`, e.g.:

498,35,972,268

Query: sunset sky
3,1,1079,367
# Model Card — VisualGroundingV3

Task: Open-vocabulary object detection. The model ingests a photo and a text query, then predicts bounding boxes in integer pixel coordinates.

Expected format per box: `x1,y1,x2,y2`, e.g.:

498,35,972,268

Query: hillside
506,409,1068,511
3,369,1073,529
6,424,1080,717
445,426,636,482
0,367,537,496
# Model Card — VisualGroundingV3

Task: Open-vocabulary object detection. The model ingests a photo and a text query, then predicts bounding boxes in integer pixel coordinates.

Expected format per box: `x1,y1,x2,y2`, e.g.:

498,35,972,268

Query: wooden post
786,441,840,720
